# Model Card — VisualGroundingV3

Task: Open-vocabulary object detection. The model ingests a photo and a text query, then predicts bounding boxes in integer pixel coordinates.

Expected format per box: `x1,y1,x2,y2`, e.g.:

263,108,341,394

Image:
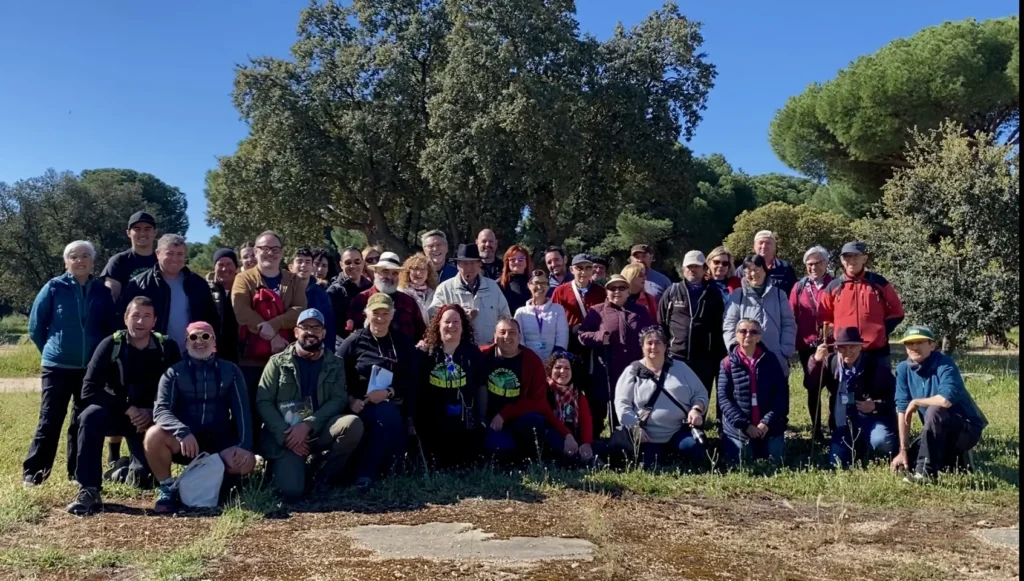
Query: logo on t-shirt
429,361,467,389
487,368,521,398
129,266,151,280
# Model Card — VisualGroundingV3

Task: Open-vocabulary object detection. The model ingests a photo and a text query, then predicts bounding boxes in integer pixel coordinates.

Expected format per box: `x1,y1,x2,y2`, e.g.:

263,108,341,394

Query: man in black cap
101,211,158,302
629,244,671,302
208,248,240,363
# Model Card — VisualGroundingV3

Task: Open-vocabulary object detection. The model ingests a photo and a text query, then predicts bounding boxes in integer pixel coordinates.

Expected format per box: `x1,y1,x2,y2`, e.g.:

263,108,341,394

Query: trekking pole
604,343,616,434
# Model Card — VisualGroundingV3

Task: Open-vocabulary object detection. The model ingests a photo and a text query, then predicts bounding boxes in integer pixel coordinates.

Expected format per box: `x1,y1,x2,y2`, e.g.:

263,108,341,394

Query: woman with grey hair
609,324,709,469
790,245,834,440
23,240,115,487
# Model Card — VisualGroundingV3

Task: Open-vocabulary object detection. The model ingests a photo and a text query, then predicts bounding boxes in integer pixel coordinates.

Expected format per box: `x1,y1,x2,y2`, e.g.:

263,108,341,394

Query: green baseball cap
899,325,936,343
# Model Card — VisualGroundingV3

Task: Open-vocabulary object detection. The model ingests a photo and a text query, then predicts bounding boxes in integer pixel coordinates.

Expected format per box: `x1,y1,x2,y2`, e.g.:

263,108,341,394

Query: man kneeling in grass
67,297,181,515
257,308,363,501
891,325,989,483
144,322,256,514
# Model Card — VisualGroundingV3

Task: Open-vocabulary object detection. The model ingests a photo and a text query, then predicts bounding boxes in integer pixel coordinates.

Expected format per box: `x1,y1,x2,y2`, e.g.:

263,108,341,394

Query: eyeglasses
257,245,283,255
736,329,762,336
509,256,527,264
342,259,363,266
188,332,212,342
298,325,324,333
573,265,594,271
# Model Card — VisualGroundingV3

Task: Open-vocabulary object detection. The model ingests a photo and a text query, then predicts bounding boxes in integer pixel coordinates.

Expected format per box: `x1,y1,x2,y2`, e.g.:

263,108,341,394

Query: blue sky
0,1,1017,242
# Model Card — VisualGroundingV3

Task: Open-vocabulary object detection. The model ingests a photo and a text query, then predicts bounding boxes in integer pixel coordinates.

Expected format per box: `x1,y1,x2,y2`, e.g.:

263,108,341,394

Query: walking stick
811,322,830,466
604,344,616,435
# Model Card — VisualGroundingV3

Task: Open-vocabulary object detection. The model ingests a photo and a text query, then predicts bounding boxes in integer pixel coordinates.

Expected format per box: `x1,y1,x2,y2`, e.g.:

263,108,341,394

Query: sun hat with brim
900,325,935,343
833,327,866,346
365,292,394,311
604,274,630,290
368,251,405,271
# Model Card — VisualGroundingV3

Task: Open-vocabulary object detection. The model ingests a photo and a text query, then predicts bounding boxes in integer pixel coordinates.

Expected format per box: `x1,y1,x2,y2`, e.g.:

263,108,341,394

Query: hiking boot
67,487,102,515
153,484,177,514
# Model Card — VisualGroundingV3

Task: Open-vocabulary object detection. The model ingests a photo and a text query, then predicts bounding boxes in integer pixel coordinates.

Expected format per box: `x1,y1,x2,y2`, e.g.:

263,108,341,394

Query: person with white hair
346,251,427,341
790,245,834,440
120,234,219,357
337,293,420,490
23,240,115,487
736,231,798,295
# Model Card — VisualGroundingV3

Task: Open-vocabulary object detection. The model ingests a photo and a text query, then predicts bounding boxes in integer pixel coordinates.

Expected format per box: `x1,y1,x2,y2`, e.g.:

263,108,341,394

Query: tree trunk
941,334,957,353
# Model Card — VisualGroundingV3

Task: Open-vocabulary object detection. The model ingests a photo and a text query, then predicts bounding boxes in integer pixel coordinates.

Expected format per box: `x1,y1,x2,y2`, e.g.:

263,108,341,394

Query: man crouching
144,322,255,514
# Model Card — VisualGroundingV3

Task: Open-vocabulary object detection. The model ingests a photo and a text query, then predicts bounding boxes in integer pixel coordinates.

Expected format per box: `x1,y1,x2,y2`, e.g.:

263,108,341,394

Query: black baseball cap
128,211,156,229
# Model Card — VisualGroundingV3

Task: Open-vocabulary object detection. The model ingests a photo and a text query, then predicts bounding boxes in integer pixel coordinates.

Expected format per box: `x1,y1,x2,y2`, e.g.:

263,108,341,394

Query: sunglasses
188,332,212,342
365,256,380,265
737,329,762,336
711,259,730,266
607,286,629,292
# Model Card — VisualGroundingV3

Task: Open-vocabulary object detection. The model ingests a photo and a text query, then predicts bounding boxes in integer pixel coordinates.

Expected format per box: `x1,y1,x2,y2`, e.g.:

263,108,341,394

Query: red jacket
479,344,557,424
629,291,659,324
820,271,905,352
551,282,606,330
546,379,594,444
789,275,832,351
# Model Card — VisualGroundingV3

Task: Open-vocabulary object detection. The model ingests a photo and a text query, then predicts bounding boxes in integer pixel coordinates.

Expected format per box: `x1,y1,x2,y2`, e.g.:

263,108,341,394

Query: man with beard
144,322,255,514
257,309,363,501
328,246,373,340
347,252,427,341
66,297,181,515
476,229,502,280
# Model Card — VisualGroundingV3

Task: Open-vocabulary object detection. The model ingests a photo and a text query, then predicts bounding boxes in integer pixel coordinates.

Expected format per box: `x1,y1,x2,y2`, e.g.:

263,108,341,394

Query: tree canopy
769,17,1019,216
723,202,858,267
206,0,716,256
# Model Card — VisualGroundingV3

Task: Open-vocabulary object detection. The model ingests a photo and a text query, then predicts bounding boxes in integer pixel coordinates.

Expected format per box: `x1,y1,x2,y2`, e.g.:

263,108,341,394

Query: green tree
723,202,857,268
747,173,821,206
867,122,1019,350
769,17,1019,215
80,169,189,235
0,170,150,310
207,0,716,256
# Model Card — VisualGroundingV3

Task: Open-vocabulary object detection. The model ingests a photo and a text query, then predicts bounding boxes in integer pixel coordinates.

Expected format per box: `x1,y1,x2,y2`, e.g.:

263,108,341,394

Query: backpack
110,330,167,363
240,287,290,360
173,452,225,508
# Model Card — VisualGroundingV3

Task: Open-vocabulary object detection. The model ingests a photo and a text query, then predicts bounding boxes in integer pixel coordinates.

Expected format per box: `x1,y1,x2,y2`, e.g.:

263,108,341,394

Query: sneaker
67,487,102,515
22,474,41,488
902,471,934,485
153,484,177,514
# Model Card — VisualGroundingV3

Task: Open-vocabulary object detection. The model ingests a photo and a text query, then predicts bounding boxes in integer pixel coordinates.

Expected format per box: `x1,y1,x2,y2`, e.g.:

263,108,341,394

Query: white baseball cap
683,250,706,267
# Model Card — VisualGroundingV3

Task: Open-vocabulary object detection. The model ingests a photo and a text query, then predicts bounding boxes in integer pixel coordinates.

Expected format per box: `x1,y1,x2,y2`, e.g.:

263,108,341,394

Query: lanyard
533,306,545,335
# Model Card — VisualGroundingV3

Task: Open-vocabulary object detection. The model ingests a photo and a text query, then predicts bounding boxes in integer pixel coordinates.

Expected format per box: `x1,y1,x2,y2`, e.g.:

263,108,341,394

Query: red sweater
479,344,558,425
546,379,594,444
551,282,607,330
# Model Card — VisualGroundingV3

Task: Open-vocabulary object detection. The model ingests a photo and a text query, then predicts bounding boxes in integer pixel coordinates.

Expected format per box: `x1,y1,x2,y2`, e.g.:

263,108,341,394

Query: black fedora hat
454,243,482,261
834,327,866,346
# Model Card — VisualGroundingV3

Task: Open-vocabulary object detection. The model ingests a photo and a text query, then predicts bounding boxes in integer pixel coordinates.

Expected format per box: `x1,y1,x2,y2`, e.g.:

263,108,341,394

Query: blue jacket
305,281,337,350
717,343,789,441
29,273,114,369
895,351,988,429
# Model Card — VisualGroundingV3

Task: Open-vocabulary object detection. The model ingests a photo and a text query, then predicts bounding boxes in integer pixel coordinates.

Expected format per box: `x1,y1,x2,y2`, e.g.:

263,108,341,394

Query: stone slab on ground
345,522,596,566
974,527,1019,551
0,377,38,392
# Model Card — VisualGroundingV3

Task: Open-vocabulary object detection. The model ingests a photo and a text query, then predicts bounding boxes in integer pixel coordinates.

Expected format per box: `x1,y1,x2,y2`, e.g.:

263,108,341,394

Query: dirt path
0,377,38,392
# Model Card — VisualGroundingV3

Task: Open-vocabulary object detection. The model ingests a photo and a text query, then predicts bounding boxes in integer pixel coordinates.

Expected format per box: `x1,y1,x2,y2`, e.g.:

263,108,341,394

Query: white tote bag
173,452,225,508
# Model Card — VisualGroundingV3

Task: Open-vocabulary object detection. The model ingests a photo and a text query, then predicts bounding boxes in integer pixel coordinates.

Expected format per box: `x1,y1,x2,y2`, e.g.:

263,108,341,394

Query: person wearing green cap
891,325,988,482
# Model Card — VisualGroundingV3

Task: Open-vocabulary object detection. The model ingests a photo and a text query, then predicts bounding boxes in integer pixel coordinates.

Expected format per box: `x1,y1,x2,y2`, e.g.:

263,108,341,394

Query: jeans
723,434,785,466
74,404,149,489
484,413,549,459
354,401,406,480
23,367,87,483
609,426,705,469
829,414,897,468
267,414,363,499
915,406,984,477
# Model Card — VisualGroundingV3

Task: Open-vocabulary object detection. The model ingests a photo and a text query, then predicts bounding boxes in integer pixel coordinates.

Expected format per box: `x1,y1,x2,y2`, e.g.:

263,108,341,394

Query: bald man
477,229,502,280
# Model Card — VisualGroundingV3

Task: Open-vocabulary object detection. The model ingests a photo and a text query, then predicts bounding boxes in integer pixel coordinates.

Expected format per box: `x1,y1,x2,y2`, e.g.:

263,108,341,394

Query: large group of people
22,212,990,516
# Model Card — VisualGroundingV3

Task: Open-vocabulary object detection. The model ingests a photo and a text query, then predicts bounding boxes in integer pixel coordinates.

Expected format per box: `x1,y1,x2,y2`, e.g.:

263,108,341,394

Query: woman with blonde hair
398,252,439,325
706,246,741,303
621,263,659,324
362,245,383,267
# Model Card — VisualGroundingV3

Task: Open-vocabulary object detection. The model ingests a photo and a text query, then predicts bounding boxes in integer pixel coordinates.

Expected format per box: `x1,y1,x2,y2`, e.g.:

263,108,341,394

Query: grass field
0,345,1018,579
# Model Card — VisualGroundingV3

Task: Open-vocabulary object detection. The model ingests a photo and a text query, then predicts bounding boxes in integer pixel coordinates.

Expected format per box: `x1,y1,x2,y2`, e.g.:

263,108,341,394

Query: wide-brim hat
454,244,482,261
833,327,866,346
368,251,405,271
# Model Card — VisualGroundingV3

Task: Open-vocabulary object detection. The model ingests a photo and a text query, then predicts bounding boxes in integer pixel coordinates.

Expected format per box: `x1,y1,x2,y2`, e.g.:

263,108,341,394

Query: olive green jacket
256,344,348,449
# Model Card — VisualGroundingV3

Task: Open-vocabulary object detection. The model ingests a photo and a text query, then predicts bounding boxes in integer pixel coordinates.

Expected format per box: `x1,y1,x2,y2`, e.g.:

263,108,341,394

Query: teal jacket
895,351,988,429
29,273,114,369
